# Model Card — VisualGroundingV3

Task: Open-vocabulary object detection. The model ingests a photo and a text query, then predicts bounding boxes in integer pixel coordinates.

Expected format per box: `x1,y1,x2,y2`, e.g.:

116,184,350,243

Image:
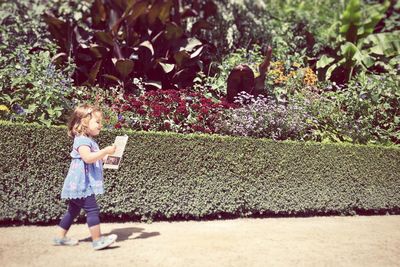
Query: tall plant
317,0,399,83
43,0,218,91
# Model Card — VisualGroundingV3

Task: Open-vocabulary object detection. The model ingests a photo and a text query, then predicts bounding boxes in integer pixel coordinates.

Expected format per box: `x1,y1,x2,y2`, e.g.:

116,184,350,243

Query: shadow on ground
79,227,160,242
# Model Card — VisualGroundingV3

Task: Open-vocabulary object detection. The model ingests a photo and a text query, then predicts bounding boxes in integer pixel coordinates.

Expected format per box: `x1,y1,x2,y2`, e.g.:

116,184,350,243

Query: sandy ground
0,215,399,267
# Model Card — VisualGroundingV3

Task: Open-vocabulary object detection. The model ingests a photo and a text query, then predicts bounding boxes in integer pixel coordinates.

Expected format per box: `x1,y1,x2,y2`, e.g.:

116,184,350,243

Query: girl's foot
92,234,117,250
53,237,79,246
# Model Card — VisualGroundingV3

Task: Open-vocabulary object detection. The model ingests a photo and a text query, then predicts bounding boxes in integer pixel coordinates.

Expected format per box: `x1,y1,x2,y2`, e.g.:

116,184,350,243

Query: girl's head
67,104,103,137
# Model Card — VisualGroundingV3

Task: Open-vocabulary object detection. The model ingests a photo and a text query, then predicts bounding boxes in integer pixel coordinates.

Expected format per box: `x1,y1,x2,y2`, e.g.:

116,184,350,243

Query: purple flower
12,104,25,115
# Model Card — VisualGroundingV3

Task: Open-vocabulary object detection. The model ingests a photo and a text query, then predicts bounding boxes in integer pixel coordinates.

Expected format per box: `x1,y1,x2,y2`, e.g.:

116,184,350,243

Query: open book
103,135,129,169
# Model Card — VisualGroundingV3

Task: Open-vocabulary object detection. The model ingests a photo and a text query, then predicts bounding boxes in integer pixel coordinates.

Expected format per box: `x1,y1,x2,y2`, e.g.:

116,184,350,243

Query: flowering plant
110,89,235,134
0,48,74,126
215,92,314,140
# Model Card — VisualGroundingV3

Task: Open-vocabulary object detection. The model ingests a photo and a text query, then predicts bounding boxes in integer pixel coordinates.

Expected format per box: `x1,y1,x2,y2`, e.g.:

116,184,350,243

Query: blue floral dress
61,136,104,199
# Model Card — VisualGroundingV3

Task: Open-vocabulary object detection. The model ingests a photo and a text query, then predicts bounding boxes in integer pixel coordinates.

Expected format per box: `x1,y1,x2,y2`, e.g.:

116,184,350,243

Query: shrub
2,122,400,224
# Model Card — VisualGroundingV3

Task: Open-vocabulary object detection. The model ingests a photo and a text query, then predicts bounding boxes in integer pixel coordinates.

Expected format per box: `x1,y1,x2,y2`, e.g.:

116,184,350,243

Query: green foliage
379,0,400,32
296,73,400,144
0,0,78,126
339,72,400,144
43,0,218,90
0,0,52,55
1,122,400,224
203,1,272,58
317,0,399,83
208,0,319,63
0,47,75,126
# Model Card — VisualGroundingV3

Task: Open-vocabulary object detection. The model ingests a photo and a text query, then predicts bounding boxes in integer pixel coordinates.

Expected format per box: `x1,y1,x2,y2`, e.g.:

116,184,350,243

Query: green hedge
1,121,399,224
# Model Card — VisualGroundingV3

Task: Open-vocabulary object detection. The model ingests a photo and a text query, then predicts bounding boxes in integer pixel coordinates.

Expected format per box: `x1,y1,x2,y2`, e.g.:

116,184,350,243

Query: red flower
163,97,174,104
164,121,171,129
191,103,200,110
192,125,205,132
200,98,212,105
152,110,162,118
200,107,209,114
146,90,157,96
137,109,147,115
173,117,180,124
114,123,122,129
176,105,188,116
121,104,130,112
130,99,142,109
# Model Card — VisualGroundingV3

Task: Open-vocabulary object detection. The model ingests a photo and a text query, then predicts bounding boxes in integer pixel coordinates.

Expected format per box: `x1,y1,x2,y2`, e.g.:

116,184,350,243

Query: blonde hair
67,104,102,137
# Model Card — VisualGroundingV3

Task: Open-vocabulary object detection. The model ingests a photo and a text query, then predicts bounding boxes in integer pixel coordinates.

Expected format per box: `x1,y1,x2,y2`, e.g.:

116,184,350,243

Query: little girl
53,104,118,250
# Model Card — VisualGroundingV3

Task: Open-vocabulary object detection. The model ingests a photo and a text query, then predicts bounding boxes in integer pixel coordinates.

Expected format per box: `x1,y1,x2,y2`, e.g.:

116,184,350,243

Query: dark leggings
59,194,100,230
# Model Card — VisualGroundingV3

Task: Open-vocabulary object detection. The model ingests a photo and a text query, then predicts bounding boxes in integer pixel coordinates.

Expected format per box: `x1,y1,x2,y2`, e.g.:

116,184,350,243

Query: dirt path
1,215,399,267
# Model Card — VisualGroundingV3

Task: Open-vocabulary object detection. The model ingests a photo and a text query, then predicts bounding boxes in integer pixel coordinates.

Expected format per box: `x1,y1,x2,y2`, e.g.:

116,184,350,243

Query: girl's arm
78,145,116,164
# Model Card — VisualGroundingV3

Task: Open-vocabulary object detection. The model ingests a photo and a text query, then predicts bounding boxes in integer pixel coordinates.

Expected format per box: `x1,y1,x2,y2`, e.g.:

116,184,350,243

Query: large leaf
363,31,400,57
165,22,184,40
317,55,335,69
89,45,109,59
148,0,163,25
139,40,155,56
190,46,204,59
143,80,162,89
191,19,213,35
42,13,70,51
325,62,339,81
95,31,114,46
126,0,149,25
115,59,135,79
181,38,202,52
91,0,107,26
339,0,361,43
341,42,358,61
158,0,173,23
174,51,190,68
86,60,102,85
358,1,389,39
102,74,121,83
158,62,175,73
203,1,218,19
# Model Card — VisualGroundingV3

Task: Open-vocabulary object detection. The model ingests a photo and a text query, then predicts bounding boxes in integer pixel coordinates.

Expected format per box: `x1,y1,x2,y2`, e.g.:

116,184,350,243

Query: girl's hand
105,145,117,155
79,145,117,164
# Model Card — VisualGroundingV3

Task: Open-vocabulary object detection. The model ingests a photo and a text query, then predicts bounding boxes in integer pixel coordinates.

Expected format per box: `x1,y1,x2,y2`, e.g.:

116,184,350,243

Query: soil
1,215,399,267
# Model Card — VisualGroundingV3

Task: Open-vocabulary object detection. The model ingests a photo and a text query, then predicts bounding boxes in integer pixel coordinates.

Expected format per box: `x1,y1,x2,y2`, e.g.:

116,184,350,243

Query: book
103,135,129,169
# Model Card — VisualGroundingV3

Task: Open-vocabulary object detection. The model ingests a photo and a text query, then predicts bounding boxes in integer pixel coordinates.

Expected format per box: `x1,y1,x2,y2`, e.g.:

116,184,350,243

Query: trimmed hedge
1,121,400,224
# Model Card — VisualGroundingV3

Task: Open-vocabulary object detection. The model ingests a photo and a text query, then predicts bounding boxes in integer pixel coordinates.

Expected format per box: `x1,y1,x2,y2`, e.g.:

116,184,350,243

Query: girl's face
87,111,103,136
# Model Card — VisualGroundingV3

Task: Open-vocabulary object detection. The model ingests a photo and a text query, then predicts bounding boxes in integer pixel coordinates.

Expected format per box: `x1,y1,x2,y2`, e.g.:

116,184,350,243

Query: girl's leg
82,195,101,241
58,200,81,238
82,195,117,250
89,225,101,241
